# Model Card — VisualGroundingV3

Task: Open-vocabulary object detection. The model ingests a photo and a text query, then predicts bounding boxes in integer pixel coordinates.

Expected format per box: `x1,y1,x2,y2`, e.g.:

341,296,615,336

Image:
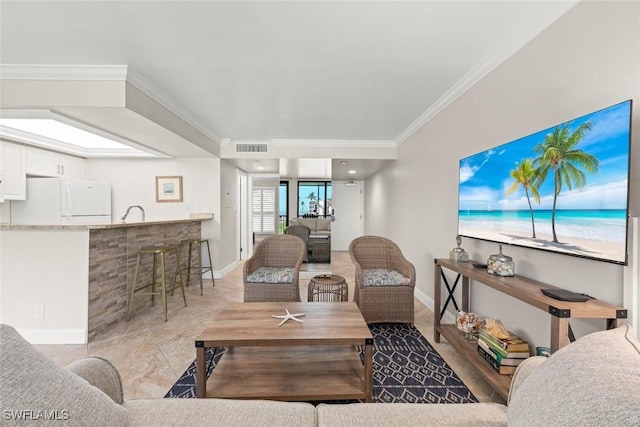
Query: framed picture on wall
156,176,183,203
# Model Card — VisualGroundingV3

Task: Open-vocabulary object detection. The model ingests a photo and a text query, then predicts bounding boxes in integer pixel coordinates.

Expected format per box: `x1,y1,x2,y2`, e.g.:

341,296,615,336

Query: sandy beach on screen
460,227,623,262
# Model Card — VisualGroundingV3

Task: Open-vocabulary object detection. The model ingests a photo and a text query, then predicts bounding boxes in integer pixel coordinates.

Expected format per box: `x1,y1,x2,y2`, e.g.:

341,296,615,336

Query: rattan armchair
285,224,311,262
243,234,306,302
349,236,416,324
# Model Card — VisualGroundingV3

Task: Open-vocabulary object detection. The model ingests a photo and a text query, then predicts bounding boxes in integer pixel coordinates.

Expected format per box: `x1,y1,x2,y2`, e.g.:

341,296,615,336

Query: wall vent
235,143,268,153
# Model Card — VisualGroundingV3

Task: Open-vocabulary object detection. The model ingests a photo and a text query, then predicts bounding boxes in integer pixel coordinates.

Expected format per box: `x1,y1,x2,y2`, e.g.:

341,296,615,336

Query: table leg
196,346,206,398
364,339,373,402
434,262,442,343
607,318,625,329
462,276,470,312
550,317,570,353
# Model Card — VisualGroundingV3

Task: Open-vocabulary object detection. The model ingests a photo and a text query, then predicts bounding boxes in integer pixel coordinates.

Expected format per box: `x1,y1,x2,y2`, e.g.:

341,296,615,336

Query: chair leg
173,246,187,307
127,252,142,321
204,239,214,288
150,254,158,307
186,241,193,290
160,253,168,321
194,241,204,296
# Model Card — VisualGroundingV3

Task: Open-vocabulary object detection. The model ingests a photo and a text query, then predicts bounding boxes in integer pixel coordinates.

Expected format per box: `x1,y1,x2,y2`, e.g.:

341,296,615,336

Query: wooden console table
433,258,627,399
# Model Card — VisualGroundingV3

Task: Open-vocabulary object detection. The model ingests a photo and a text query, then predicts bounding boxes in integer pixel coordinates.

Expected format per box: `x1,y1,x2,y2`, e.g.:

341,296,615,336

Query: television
458,99,632,265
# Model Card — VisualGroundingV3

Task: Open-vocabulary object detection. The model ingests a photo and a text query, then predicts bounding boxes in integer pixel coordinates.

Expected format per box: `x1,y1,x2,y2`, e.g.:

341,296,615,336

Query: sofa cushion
125,398,316,427
294,217,317,231
363,269,411,286
317,402,507,426
316,217,331,232
508,325,640,426
246,267,295,284
0,324,128,427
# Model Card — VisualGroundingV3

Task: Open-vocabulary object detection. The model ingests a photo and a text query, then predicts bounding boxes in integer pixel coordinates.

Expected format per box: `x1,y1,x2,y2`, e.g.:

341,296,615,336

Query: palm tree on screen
533,121,598,243
505,159,540,238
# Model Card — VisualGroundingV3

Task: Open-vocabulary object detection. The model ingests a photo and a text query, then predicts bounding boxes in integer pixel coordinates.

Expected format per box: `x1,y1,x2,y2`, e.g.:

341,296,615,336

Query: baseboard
17,328,87,345
214,261,238,279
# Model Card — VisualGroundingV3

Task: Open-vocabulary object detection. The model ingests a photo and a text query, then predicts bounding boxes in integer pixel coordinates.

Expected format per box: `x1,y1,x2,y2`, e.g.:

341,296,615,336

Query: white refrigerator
11,178,112,225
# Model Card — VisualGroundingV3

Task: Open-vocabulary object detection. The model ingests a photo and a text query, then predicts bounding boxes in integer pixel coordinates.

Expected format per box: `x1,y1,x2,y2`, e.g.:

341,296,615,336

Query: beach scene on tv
458,100,631,264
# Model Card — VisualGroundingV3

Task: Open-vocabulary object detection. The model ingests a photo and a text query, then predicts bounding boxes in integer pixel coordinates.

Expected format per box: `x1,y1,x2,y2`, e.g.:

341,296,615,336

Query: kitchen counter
1,213,214,343
0,213,213,230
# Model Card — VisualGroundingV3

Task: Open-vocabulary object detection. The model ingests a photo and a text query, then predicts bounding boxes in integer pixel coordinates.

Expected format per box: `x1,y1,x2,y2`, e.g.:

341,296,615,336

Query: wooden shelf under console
433,258,627,400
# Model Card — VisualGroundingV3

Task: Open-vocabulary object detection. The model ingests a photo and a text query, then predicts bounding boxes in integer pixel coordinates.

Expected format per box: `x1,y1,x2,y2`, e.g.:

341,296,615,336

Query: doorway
330,181,364,251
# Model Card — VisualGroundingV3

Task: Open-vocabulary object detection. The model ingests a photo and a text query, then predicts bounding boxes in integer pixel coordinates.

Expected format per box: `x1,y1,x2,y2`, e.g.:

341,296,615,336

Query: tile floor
35,251,505,404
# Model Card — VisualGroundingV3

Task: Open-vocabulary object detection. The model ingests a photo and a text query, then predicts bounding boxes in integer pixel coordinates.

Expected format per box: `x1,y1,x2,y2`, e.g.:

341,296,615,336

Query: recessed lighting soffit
0,110,168,158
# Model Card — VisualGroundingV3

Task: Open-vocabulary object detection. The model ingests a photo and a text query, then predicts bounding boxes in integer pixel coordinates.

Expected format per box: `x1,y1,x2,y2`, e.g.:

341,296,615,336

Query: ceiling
0,1,576,178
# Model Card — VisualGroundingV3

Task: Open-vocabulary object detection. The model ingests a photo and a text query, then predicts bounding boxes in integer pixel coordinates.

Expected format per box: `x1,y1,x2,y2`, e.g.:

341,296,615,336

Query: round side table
307,274,348,302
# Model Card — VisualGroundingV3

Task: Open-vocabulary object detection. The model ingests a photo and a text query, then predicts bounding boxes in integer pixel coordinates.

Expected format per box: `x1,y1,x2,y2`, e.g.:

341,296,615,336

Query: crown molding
394,1,578,146
0,64,128,80
124,67,223,145
1,64,223,146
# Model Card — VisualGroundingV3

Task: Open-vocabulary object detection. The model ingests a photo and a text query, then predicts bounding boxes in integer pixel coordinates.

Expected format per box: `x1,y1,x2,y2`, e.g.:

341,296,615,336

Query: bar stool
127,245,187,321
179,238,214,295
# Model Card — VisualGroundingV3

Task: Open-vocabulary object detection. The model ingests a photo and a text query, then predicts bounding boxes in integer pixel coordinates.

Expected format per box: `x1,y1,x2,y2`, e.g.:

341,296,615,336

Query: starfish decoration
272,308,306,326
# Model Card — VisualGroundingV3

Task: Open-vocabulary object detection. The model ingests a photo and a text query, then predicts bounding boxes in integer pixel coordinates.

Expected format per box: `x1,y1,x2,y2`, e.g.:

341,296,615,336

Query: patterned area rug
165,323,477,404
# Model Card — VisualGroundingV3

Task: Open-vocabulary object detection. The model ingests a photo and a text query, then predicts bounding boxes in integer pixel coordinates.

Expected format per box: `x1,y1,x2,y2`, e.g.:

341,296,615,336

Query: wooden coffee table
195,302,374,402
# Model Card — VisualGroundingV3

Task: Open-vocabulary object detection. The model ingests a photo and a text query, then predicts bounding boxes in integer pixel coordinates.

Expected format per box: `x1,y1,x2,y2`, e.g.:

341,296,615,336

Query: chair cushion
0,324,128,426
363,269,411,286
247,267,295,284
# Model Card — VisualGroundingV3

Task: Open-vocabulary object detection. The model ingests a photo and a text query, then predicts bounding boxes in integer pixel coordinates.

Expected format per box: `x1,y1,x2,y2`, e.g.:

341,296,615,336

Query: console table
433,258,627,399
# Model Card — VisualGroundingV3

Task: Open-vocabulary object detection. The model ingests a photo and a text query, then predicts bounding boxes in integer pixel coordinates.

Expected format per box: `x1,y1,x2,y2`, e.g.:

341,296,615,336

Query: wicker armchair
285,224,311,262
349,236,416,324
243,234,306,302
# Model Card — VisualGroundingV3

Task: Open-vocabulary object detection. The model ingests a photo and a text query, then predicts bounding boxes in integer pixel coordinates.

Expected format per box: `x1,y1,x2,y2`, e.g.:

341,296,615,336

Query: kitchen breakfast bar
0,215,213,343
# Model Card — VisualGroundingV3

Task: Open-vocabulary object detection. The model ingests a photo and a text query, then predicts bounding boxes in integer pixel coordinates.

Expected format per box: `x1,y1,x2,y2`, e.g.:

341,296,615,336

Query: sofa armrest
66,356,124,404
507,356,546,405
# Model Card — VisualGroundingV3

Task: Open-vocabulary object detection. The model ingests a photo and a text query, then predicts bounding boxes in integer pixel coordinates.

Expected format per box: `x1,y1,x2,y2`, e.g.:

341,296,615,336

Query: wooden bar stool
180,238,214,295
127,245,187,321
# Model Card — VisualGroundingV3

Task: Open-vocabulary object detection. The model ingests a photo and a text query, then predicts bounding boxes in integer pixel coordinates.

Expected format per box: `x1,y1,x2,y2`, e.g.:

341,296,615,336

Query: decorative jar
449,235,469,262
456,311,484,342
487,245,515,277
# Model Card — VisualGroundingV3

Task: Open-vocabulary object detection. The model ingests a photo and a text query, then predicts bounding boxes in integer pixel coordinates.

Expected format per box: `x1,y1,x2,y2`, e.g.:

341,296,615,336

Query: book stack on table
477,328,531,375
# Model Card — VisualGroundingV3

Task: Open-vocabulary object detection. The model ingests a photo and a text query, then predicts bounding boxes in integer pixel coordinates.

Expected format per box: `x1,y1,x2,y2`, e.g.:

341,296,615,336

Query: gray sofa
290,217,331,237
2,323,639,426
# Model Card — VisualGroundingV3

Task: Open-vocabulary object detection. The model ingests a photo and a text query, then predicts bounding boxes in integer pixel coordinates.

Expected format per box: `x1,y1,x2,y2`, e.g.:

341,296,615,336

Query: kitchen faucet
121,205,145,223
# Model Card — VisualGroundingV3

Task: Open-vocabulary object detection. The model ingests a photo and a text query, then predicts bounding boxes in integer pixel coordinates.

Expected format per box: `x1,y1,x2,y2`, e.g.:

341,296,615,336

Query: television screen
458,100,632,265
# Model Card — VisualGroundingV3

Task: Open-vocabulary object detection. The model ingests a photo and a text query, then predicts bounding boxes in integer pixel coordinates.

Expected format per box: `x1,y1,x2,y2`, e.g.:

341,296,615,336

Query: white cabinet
26,146,86,179
0,142,27,201
59,153,86,178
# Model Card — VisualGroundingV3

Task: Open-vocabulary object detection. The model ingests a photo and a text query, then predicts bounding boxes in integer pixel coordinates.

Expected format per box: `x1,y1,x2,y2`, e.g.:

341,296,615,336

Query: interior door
330,180,363,251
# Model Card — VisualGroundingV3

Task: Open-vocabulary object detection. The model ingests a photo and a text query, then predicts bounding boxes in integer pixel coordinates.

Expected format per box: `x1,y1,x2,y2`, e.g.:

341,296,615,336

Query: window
252,187,276,233
297,181,332,217
279,181,289,234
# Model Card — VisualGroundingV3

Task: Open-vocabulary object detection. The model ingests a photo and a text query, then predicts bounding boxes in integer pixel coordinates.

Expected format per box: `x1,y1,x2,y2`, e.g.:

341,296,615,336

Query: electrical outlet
35,304,45,319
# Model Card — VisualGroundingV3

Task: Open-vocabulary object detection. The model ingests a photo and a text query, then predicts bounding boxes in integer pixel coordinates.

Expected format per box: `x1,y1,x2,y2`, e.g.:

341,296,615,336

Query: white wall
219,159,240,273
88,157,224,272
1,229,89,343
365,1,640,347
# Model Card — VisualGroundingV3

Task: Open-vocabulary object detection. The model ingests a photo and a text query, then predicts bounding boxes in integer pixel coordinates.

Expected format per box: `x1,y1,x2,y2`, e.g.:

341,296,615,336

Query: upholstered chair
243,234,306,302
349,236,416,324
285,224,311,262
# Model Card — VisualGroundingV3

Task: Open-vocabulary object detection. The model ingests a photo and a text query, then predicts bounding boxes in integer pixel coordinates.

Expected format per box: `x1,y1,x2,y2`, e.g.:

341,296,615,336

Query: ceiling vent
235,143,268,153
